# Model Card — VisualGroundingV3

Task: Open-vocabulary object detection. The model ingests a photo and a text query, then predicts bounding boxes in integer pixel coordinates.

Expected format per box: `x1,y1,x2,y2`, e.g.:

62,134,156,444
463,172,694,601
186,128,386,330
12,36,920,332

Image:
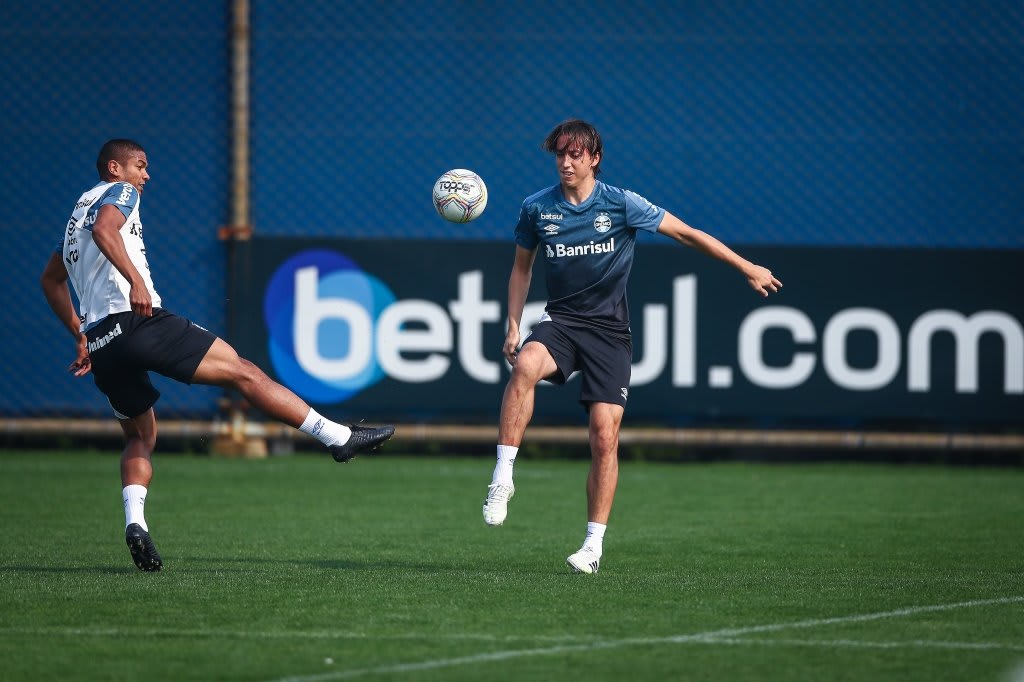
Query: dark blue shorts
85,309,218,419
523,319,632,408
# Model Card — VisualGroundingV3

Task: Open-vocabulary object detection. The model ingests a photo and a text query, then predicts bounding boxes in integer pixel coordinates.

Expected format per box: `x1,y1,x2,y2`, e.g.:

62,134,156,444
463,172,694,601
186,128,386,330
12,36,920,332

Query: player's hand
503,329,521,365
746,265,782,297
130,282,153,317
69,334,92,377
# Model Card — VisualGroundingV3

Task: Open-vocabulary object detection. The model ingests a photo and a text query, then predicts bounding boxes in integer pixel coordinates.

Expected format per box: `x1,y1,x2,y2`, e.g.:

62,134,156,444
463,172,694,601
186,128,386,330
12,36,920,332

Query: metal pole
231,0,250,233
216,0,264,457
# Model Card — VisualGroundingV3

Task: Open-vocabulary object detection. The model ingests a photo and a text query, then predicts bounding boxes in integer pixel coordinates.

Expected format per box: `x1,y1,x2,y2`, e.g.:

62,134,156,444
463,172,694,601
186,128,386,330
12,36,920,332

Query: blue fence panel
251,0,1024,247
1,0,1021,419
0,1,228,417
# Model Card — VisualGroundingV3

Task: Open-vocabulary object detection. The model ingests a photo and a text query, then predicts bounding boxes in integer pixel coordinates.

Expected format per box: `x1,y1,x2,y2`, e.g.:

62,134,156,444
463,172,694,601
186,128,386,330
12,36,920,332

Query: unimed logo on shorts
264,250,395,402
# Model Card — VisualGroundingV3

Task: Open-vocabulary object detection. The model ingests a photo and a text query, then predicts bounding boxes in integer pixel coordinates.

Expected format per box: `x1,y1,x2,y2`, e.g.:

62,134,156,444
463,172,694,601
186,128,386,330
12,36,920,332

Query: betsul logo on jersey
264,250,395,402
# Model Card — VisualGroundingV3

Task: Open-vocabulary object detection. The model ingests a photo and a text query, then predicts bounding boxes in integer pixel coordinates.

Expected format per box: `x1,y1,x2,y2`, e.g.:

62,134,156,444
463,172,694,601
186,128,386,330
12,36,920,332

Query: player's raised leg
484,341,558,526
191,338,394,461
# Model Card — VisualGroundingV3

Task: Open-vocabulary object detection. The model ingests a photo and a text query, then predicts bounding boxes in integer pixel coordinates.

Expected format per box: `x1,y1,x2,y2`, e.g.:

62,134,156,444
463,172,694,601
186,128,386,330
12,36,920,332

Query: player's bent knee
510,363,550,388
512,346,558,383
119,410,157,448
229,357,273,391
120,426,156,454
137,431,157,452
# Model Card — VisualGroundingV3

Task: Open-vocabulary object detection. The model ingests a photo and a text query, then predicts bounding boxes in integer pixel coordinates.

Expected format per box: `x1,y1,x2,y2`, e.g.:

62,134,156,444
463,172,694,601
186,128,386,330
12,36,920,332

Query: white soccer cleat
482,483,515,526
566,546,601,574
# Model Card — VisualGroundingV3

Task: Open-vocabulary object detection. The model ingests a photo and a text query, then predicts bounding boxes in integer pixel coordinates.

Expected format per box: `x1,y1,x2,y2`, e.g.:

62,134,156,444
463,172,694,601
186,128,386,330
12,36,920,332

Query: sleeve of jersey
96,182,140,220
624,189,665,233
513,204,539,249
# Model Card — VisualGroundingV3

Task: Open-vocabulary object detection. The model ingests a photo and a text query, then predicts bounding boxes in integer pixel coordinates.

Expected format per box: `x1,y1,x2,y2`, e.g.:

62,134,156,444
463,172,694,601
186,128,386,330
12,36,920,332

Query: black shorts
85,309,218,419
523,319,632,408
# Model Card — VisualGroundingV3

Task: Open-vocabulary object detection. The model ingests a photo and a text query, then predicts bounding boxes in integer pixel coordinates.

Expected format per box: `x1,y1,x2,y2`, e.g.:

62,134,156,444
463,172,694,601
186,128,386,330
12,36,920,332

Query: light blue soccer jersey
515,180,665,332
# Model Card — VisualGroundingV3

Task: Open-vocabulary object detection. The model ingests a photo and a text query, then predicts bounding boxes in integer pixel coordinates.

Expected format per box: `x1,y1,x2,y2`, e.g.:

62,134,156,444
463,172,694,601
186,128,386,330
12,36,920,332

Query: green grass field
0,450,1022,682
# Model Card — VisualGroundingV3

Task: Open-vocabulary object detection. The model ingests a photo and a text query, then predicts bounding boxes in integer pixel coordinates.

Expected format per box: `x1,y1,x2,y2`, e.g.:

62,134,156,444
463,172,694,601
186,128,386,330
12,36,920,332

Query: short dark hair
96,139,145,179
543,119,603,176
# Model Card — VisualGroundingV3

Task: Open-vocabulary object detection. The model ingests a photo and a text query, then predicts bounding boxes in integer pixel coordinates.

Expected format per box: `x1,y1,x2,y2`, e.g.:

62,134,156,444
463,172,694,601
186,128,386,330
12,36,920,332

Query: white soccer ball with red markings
432,169,488,223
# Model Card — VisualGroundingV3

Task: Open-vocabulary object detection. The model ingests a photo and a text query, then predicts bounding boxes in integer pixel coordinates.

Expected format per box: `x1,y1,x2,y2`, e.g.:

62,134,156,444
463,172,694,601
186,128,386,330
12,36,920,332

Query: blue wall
1,1,1021,417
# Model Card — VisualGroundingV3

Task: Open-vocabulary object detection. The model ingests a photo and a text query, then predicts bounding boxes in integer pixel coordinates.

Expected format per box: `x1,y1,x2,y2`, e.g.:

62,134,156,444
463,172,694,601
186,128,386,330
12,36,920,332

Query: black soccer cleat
329,424,396,463
125,523,163,572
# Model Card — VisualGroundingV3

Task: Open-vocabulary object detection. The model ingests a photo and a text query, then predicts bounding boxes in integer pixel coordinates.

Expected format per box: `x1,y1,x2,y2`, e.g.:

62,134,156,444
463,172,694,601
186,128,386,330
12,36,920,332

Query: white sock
299,408,352,447
123,484,149,532
491,444,518,485
583,521,606,555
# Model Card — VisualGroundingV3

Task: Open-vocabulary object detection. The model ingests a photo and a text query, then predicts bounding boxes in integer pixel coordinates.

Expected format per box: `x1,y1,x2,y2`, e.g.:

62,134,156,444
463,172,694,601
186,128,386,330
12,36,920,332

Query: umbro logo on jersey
540,212,563,221
543,223,559,234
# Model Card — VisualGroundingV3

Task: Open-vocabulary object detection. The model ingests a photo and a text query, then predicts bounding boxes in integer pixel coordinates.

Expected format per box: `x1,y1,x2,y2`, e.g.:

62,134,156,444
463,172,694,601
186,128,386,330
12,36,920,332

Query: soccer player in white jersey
482,120,783,574
40,139,395,572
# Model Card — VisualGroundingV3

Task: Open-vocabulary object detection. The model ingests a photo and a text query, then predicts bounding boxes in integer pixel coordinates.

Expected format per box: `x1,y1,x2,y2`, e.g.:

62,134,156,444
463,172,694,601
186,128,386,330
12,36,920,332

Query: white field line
710,637,1024,652
267,595,1024,682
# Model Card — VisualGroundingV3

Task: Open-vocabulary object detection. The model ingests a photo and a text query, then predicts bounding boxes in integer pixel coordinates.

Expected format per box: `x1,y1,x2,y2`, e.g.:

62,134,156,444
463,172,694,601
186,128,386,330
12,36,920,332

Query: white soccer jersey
59,181,161,330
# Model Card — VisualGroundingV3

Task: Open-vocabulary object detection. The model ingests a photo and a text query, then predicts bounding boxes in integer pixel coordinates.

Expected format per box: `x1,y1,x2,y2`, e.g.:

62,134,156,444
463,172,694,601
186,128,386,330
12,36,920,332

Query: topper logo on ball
439,180,475,193
432,169,488,223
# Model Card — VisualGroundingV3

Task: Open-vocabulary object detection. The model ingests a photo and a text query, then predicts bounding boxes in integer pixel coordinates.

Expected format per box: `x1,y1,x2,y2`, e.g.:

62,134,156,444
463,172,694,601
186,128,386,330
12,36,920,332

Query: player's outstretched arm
656,211,782,297
40,251,91,376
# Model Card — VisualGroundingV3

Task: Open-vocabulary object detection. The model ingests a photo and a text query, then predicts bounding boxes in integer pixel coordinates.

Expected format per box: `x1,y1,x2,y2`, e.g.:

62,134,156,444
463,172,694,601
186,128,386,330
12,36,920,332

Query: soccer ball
432,169,487,223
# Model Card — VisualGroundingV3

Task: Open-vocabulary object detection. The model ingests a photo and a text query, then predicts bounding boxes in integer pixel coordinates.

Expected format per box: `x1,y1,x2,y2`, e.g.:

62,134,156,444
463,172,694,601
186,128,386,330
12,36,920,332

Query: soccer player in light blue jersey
482,119,782,574
40,140,395,572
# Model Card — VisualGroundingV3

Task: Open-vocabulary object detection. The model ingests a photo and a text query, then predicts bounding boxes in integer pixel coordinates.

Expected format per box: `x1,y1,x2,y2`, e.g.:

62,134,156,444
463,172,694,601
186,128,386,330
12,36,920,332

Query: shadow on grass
1,565,138,575
176,556,464,572
1,560,429,574
176,556,575,576
3,556,571,575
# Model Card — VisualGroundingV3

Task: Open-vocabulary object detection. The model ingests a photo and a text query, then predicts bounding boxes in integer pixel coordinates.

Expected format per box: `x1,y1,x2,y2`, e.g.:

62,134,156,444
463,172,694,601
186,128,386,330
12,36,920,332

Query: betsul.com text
264,251,1022,403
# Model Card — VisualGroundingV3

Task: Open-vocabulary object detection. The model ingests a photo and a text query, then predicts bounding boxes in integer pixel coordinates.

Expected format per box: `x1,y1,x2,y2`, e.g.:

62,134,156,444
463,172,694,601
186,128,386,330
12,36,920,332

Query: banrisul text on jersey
515,181,664,332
